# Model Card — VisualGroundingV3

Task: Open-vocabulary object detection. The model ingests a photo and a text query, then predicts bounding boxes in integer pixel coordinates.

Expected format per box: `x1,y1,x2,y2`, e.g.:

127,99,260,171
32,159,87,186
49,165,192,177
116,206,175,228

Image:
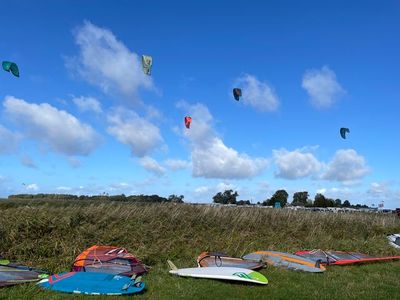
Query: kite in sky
2,61,19,77
340,127,350,139
141,55,152,75
233,88,242,101
184,116,192,129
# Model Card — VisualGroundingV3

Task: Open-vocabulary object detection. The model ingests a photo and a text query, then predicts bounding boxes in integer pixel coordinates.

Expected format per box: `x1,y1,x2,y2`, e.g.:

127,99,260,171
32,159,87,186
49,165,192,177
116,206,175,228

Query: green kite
2,61,19,77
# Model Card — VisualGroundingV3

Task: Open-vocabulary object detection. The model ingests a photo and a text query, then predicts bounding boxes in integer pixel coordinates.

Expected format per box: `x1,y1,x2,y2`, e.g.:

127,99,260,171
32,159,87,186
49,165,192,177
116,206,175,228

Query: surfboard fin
167,260,178,271
122,275,142,291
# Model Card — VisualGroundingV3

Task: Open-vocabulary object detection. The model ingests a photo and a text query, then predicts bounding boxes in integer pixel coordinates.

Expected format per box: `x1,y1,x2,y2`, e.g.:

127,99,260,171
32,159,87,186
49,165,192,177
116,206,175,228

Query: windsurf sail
295,249,400,265
0,259,48,287
243,251,325,273
72,245,148,276
197,252,263,270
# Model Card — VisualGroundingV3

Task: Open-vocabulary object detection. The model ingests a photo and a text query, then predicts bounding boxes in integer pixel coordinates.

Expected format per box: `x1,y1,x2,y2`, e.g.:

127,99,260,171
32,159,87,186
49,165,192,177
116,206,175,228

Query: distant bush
7,193,182,203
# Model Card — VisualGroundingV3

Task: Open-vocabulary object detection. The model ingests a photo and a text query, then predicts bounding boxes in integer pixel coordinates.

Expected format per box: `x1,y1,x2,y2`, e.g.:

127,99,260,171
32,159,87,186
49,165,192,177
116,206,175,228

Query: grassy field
0,199,399,299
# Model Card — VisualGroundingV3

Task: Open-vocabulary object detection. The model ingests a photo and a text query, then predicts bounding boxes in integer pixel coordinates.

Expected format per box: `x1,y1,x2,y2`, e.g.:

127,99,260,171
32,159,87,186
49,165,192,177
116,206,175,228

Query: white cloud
108,182,135,193
367,182,387,197
273,148,322,179
216,182,236,192
4,96,100,156
26,183,39,191
192,139,268,179
193,182,237,200
67,21,153,101
0,124,19,154
139,156,165,176
302,66,344,108
316,187,352,197
164,159,190,171
109,182,129,190
365,182,400,207
73,96,102,113
235,74,279,112
322,149,369,182
107,108,163,157
56,186,72,191
194,186,210,194
177,101,268,179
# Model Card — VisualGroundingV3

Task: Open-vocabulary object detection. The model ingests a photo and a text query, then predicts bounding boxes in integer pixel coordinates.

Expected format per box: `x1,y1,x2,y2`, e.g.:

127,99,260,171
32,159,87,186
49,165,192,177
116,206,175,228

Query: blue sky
1,0,399,207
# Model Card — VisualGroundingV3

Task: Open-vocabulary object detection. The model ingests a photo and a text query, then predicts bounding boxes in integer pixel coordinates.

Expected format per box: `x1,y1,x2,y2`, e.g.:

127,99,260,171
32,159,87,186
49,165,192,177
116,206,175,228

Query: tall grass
1,201,398,269
0,200,399,299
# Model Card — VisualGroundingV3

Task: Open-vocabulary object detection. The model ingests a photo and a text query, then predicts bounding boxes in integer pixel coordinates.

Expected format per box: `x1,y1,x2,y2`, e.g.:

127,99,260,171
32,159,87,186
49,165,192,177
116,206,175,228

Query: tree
326,198,335,207
168,194,184,203
212,190,238,205
334,199,342,207
314,193,328,207
292,191,309,206
305,199,314,207
237,200,251,206
343,200,351,207
264,189,289,207
353,203,369,209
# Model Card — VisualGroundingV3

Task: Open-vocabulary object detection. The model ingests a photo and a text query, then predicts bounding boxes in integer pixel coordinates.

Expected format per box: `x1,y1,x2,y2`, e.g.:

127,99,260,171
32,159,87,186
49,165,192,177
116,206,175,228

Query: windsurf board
167,260,267,285
38,272,144,295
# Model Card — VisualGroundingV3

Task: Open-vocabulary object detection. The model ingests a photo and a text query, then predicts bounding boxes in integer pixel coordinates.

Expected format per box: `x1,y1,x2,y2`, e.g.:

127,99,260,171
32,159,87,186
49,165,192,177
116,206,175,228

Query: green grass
0,200,399,299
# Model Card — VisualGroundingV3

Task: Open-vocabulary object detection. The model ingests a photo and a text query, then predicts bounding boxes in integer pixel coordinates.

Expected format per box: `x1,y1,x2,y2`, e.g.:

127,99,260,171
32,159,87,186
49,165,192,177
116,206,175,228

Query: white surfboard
388,234,400,249
167,261,268,285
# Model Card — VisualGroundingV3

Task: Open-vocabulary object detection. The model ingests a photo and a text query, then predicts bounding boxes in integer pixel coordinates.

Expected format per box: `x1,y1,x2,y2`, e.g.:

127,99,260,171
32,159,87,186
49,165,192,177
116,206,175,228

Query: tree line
8,190,369,208
8,193,185,203
212,189,369,208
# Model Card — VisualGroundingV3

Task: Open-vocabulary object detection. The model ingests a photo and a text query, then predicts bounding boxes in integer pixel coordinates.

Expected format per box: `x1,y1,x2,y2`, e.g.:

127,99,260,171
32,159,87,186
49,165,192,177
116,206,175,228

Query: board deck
168,261,267,285
38,272,145,295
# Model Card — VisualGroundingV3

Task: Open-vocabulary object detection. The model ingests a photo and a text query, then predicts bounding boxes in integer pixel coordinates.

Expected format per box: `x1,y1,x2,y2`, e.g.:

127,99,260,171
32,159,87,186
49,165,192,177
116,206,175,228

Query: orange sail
72,245,147,276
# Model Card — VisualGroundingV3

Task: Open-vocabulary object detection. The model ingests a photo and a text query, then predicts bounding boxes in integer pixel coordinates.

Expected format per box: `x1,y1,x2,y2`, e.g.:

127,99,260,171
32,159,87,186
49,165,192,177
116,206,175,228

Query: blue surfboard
38,272,145,295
